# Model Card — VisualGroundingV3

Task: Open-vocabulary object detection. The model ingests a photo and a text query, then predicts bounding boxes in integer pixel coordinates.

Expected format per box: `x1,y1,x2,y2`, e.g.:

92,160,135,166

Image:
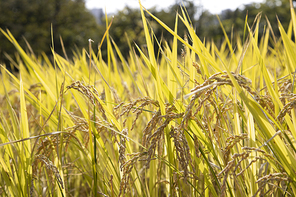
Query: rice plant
1,0,296,196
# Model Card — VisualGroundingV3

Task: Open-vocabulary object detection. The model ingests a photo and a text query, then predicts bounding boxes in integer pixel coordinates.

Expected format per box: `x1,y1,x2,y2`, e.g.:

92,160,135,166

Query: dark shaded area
0,0,99,69
0,0,293,69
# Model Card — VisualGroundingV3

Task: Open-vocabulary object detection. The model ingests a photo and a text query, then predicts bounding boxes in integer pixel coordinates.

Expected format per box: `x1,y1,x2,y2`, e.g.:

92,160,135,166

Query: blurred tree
195,10,220,41
0,0,99,68
217,0,291,44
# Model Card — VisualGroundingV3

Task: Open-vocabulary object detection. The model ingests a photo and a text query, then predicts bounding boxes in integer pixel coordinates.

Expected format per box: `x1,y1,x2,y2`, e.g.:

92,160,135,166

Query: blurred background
86,0,266,15
0,0,293,69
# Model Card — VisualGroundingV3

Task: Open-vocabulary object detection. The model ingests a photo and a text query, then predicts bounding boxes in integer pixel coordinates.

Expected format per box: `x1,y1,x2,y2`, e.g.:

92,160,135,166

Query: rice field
1,1,296,196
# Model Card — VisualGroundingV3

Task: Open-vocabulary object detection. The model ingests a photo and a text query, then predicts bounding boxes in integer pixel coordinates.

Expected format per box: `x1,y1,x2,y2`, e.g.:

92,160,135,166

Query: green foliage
0,0,99,68
219,0,291,41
